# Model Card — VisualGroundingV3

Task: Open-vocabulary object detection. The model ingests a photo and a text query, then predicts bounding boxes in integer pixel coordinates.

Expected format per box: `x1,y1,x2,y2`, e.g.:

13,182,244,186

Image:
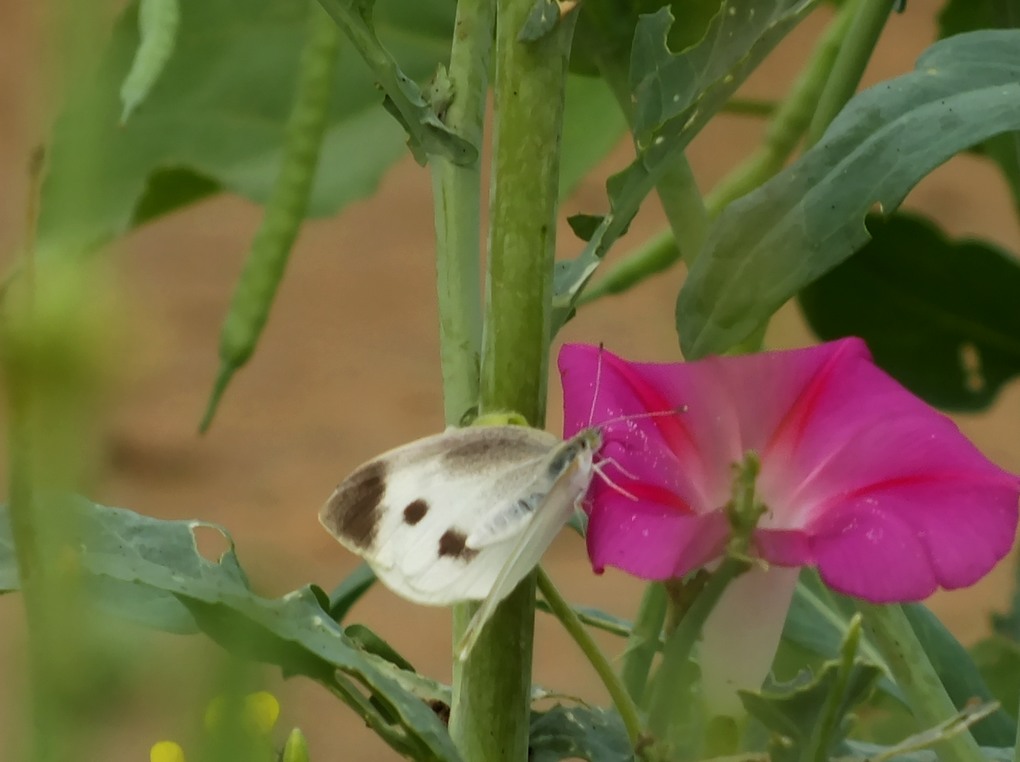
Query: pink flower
558,339,1019,601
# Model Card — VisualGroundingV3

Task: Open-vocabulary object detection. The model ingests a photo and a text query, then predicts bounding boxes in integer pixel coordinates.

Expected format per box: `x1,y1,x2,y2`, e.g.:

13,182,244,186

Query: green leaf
843,703,1005,762
902,604,1016,746
560,75,628,199
534,599,649,641
937,0,995,37
327,562,376,622
0,512,15,593
992,552,1020,640
677,29,1020,358
119,0,180,125
518,0,561,42
0,499,462,761
39,0,455,249
552,0,816,334
798,213,1020,411
570,0,722,78
938,1,1020,221
740,616,881,762
345,623,416,673
528,705,633,762
971,636,1020,720
317,0,476,167
782,572,1015,747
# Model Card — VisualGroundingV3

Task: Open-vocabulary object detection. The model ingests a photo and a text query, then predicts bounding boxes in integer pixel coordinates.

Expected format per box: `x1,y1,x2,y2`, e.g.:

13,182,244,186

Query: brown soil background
2,4,1019,761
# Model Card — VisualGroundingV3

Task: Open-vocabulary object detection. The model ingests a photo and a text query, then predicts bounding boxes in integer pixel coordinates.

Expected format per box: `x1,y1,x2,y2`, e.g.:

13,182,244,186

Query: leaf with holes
552,0,816,332
740,616,881,762
799,214,1020,411
0,499,462,761
529,705,632,762
677,29,1020,357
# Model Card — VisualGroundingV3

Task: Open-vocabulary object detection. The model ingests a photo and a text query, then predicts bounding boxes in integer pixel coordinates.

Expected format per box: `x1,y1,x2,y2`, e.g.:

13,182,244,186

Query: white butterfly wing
456,432,598,659
320,426,560,604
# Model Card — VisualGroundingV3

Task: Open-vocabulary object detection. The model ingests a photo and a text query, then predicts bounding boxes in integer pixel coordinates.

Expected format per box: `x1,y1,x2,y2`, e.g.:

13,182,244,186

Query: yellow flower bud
150,740,186,762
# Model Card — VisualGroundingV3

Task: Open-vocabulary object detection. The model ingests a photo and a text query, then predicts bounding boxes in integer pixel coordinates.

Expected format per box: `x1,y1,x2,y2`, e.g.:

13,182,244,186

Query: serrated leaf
528,705,633,762
783,571,1015,747
552,0,816,334
799,214,1020,411
39,0,456,249
677,29,1020,357
0,499,462,761
740,616,881,762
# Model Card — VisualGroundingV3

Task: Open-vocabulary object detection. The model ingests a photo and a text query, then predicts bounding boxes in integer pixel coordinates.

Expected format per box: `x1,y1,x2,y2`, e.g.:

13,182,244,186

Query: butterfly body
319,424,603,654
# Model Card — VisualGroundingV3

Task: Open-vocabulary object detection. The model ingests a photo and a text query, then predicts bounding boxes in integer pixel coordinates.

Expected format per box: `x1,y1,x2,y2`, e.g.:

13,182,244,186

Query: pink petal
557,339,1020,599
586,493,729,579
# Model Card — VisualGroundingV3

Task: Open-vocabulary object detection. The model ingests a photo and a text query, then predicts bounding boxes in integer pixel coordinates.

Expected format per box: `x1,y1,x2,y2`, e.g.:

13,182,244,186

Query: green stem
536,568,645,747
448,3,577,760
860,603,984,762
430,0,491,427
645,558,749,741
314,0,474,164
805,0,895,147
620,583,667,704
720,97,778,118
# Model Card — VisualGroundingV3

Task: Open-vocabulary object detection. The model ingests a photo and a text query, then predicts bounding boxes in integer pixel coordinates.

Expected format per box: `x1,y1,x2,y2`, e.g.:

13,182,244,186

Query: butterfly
319,423,603,659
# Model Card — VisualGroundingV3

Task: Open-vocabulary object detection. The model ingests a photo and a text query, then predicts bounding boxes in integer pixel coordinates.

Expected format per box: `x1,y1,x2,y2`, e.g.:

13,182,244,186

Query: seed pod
199,6,341,432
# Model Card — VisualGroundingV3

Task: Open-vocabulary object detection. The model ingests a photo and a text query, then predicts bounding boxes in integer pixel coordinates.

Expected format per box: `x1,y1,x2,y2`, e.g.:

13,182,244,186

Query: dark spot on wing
322,461,386,549
440,429,551,470
403,499,429,525
438,529,478,561
442,438,502,463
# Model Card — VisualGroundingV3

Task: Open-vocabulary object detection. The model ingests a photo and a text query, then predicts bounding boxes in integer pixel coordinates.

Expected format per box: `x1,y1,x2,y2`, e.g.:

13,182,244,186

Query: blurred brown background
2,3,1019,760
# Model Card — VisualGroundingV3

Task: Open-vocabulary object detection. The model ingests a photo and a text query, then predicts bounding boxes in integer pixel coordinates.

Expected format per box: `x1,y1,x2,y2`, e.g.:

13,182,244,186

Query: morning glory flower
558,338,1019,602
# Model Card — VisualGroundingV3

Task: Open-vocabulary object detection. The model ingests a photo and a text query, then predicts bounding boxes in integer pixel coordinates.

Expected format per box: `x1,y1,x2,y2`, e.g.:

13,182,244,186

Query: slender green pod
120,0,180,124
200,4,340,432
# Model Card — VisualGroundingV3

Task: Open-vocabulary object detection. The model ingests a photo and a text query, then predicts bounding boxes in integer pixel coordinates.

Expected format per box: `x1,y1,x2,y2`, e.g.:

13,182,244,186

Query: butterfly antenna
597,406,688,430
586,342,605,428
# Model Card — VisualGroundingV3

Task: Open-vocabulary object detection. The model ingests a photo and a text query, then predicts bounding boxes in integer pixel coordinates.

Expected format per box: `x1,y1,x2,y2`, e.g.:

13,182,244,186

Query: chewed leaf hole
959,342,986,394
189,522,231,563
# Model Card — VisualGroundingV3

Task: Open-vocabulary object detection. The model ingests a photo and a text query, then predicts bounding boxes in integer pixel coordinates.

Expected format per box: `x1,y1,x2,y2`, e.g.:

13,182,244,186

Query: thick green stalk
5,1,109,758
448,4,576,759
430,0,492,426
620,583,667,704
536,569,645,747
805,0,895,147
860,604,984,762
